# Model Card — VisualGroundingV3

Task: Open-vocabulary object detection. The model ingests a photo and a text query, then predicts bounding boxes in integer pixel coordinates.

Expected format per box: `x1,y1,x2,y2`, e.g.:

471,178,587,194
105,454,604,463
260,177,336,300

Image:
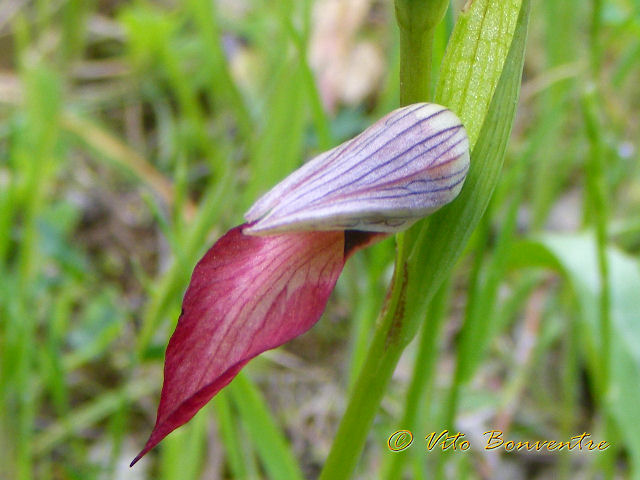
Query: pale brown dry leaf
309,0,384,111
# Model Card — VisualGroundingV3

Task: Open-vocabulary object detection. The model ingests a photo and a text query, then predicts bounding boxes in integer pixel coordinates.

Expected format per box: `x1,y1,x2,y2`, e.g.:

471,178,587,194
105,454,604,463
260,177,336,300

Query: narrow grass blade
229,374,305,480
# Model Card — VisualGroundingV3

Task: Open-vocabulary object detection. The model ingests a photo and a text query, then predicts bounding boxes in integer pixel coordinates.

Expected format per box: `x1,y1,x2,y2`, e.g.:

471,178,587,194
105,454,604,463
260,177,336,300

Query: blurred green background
0,0,639,479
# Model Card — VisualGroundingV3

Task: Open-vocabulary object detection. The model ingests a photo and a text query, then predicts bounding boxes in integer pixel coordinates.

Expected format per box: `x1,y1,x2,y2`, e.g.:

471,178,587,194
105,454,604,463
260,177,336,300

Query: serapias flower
131,102,469,466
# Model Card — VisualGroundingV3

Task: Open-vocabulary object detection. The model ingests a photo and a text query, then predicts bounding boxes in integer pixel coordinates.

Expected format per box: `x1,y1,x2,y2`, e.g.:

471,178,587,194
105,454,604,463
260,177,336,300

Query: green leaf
436,0,523,147
510,234,640,476
402,0,531,337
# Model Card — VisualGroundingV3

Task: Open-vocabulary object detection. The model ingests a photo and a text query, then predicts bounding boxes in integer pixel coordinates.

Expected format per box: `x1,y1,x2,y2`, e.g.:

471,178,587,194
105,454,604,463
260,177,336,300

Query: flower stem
396,0,449,105
399,27,434,105
318,263,410,480
318,2,448,479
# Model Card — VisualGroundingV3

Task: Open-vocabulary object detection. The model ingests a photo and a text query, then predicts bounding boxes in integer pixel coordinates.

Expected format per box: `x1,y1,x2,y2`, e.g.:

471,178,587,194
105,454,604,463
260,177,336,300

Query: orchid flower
131,102,469,465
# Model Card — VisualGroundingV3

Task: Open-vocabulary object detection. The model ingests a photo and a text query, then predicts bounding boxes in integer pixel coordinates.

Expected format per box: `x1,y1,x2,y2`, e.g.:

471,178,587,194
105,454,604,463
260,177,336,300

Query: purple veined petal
244,144,344,223
244,103,470,236
131,225,350,466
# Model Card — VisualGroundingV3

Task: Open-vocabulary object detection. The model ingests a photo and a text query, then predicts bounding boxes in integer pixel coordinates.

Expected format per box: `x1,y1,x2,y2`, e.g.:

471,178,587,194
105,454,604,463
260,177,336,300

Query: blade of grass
159,411,207,480
228,373,305,480
33,377,157,456
453,154,527,388
243,63,308,207
61,112,197,219
212,392,250,480
9,58,62,480
582,83,614,479
529,0,580,229
281,0,333,150
187,0,254,144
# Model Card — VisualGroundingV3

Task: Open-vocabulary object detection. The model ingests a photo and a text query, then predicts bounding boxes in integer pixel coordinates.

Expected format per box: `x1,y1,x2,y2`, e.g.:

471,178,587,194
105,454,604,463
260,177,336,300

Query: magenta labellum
131,103,469,466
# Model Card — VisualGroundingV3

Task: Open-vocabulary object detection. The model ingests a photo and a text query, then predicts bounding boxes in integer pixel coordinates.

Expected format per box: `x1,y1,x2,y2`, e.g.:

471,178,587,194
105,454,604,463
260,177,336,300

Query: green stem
396,0,448,105
318,2,448,479
318,262,410,480
383,278,452,480
399,28,434,104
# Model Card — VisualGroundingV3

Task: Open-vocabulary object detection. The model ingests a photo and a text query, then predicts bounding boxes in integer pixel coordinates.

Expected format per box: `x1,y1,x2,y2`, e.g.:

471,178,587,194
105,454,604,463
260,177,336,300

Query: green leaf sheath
404,0,530,341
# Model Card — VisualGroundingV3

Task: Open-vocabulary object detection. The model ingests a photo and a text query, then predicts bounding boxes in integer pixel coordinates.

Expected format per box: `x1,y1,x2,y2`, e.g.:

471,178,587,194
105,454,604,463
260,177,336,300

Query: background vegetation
0,0,639,479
